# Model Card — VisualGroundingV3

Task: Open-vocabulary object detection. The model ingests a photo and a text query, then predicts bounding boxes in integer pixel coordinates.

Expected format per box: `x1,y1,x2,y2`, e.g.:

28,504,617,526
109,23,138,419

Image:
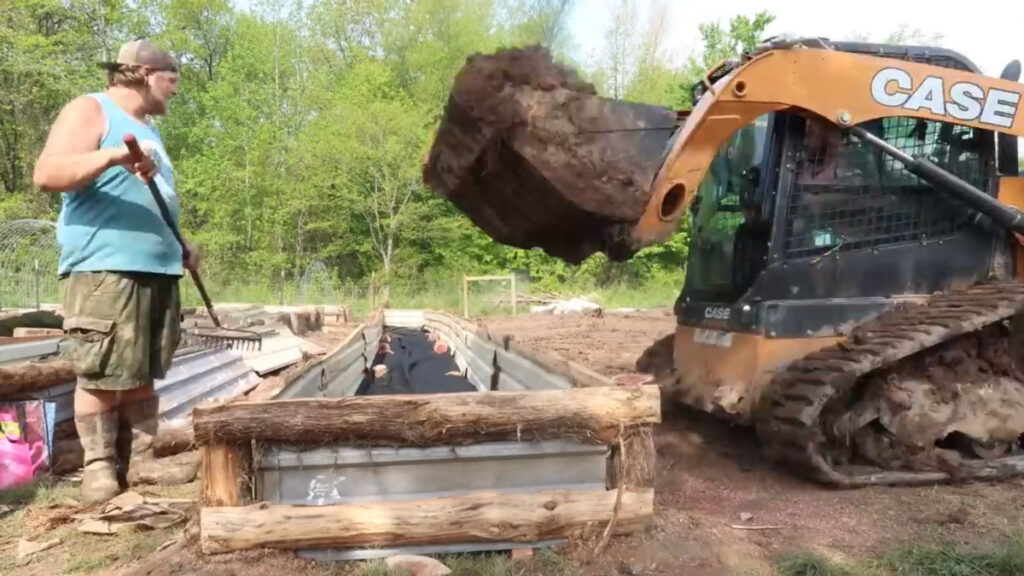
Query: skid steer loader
423,38,1024,486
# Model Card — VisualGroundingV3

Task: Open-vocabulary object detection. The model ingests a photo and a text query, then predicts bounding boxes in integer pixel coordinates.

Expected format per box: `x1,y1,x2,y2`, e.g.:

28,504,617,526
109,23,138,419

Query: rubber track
756,280,1024,487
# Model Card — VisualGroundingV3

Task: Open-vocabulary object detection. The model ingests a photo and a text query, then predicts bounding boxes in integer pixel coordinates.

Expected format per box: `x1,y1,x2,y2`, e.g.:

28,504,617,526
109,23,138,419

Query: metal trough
261,309,617,561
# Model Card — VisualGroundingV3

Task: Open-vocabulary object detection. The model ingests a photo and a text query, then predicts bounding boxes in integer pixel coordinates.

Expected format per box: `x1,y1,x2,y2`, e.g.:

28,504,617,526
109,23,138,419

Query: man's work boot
118,396,158,486
75,411,122,505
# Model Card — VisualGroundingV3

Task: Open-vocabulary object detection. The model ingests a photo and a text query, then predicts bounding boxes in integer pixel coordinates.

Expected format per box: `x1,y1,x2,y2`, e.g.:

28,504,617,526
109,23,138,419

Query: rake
124,134,262,352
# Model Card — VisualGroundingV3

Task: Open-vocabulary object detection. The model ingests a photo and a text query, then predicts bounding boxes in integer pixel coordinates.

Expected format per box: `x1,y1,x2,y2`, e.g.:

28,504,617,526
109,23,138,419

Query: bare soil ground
485,311,1024,575
6,311,1024,576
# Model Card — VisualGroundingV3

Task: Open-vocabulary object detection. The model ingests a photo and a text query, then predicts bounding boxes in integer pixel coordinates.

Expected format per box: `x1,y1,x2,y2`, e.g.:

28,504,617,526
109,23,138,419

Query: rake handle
123,134,222,329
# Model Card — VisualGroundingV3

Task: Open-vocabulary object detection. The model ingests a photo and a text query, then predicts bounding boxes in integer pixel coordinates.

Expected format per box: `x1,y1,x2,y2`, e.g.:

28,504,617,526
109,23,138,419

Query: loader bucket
423,46,679,263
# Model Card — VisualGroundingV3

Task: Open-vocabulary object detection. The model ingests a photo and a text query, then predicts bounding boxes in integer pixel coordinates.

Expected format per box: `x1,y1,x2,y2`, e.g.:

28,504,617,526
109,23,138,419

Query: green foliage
0,0,145,202
877,535,1024,576
776,534,1024,576
675,10,774,108
2,1,781,302
849,24,945,46
775,553,859,576
495,0,576,57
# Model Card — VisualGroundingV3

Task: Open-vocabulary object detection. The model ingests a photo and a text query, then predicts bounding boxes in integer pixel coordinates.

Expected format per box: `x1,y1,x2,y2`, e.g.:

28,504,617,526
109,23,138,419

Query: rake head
185,327,264,352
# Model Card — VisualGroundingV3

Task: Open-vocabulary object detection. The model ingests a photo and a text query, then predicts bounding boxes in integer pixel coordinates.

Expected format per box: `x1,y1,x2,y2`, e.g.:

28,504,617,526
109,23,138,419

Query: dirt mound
423,46,678,263
636,333,675,377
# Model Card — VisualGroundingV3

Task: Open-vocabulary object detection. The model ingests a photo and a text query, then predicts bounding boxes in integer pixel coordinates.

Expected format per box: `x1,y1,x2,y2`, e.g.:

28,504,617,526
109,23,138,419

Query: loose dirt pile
423,46,678,263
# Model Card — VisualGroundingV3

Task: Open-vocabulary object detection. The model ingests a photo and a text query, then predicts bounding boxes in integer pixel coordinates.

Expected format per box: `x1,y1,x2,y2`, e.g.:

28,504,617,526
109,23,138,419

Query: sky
566,0,1024,157
566,0,1023,78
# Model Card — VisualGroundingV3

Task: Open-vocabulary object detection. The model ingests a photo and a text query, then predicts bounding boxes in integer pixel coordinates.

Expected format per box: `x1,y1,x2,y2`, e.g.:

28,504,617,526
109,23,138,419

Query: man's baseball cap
100,39,178,73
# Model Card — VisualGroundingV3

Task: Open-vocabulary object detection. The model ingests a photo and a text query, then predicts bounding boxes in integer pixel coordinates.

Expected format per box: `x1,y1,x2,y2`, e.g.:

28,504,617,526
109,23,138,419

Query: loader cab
678,45,1001,339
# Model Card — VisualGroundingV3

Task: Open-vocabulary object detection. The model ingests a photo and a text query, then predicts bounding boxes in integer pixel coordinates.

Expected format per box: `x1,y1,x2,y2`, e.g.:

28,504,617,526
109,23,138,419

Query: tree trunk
608,424,655,489
51,423,202,473
200,487,653,554
153,421,195,457
192,385,660,446
0,361,75,396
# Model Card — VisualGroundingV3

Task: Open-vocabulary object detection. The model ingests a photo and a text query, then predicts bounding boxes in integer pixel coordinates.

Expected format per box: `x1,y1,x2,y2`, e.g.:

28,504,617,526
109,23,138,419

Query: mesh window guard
782,116,989,259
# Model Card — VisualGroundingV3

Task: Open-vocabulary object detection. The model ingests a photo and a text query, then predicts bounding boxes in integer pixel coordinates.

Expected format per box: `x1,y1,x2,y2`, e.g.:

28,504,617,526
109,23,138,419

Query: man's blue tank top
56,92,182,276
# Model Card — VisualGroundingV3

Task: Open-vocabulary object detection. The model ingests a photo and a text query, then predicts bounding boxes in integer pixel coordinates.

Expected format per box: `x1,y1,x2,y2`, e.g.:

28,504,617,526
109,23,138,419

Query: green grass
877,536,1024,576
775,534,1024,576
179,272,679,321
775,553,859,576
0,478,186,575
0,478,79,507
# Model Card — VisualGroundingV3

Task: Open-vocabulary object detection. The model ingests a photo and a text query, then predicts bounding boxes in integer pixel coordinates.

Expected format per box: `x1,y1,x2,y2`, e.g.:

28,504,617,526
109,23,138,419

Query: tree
332,97,428,292
849,24,944,46
0,0,147,219
599,0,637,99
622,1,684,107
0,0,777,299
676,11,774,108
495,0,576,56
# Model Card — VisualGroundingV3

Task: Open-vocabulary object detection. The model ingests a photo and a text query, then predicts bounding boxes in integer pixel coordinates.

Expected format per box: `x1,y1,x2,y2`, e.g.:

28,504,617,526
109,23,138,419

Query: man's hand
108,145,158,183
183,241,201,271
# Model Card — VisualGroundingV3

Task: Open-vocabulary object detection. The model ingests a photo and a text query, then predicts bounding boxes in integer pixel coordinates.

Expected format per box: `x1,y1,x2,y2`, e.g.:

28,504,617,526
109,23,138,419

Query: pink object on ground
0,402,50,490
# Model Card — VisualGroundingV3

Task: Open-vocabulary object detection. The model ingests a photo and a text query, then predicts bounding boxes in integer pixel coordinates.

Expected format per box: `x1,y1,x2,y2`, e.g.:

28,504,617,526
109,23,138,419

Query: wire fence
0,221,567,319
0,219,60,310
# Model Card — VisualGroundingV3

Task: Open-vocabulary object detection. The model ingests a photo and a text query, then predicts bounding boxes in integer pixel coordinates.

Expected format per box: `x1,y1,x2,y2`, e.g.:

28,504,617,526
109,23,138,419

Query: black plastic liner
355,327,477,395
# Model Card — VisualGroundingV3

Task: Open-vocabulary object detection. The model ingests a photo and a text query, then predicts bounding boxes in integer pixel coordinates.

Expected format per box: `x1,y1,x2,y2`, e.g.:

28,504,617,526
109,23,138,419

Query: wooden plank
192,385,660,446
200,442,252,507
464,275,515,282
200,488,653,554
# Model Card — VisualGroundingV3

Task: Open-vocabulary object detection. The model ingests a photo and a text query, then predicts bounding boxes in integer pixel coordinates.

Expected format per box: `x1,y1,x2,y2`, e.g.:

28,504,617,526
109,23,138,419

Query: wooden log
200,488,653,554
608,425,655,490
12,327,64,338
52,437,84,475
153,421,196,457
200,442,252,507
0,361,75,396
193,385,660,446
50,422,199,473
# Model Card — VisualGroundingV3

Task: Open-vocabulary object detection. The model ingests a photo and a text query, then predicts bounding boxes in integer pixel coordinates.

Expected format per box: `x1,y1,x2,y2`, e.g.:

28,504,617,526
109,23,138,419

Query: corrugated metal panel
382,310,491,391
0,337,60,365
258,439,609,505
155,349,260,421
495,347,573,391
298,540,566,562
30,348,260,425
269,309,613,560
277,321,378,400
279,309,579,398
241,325,325,376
